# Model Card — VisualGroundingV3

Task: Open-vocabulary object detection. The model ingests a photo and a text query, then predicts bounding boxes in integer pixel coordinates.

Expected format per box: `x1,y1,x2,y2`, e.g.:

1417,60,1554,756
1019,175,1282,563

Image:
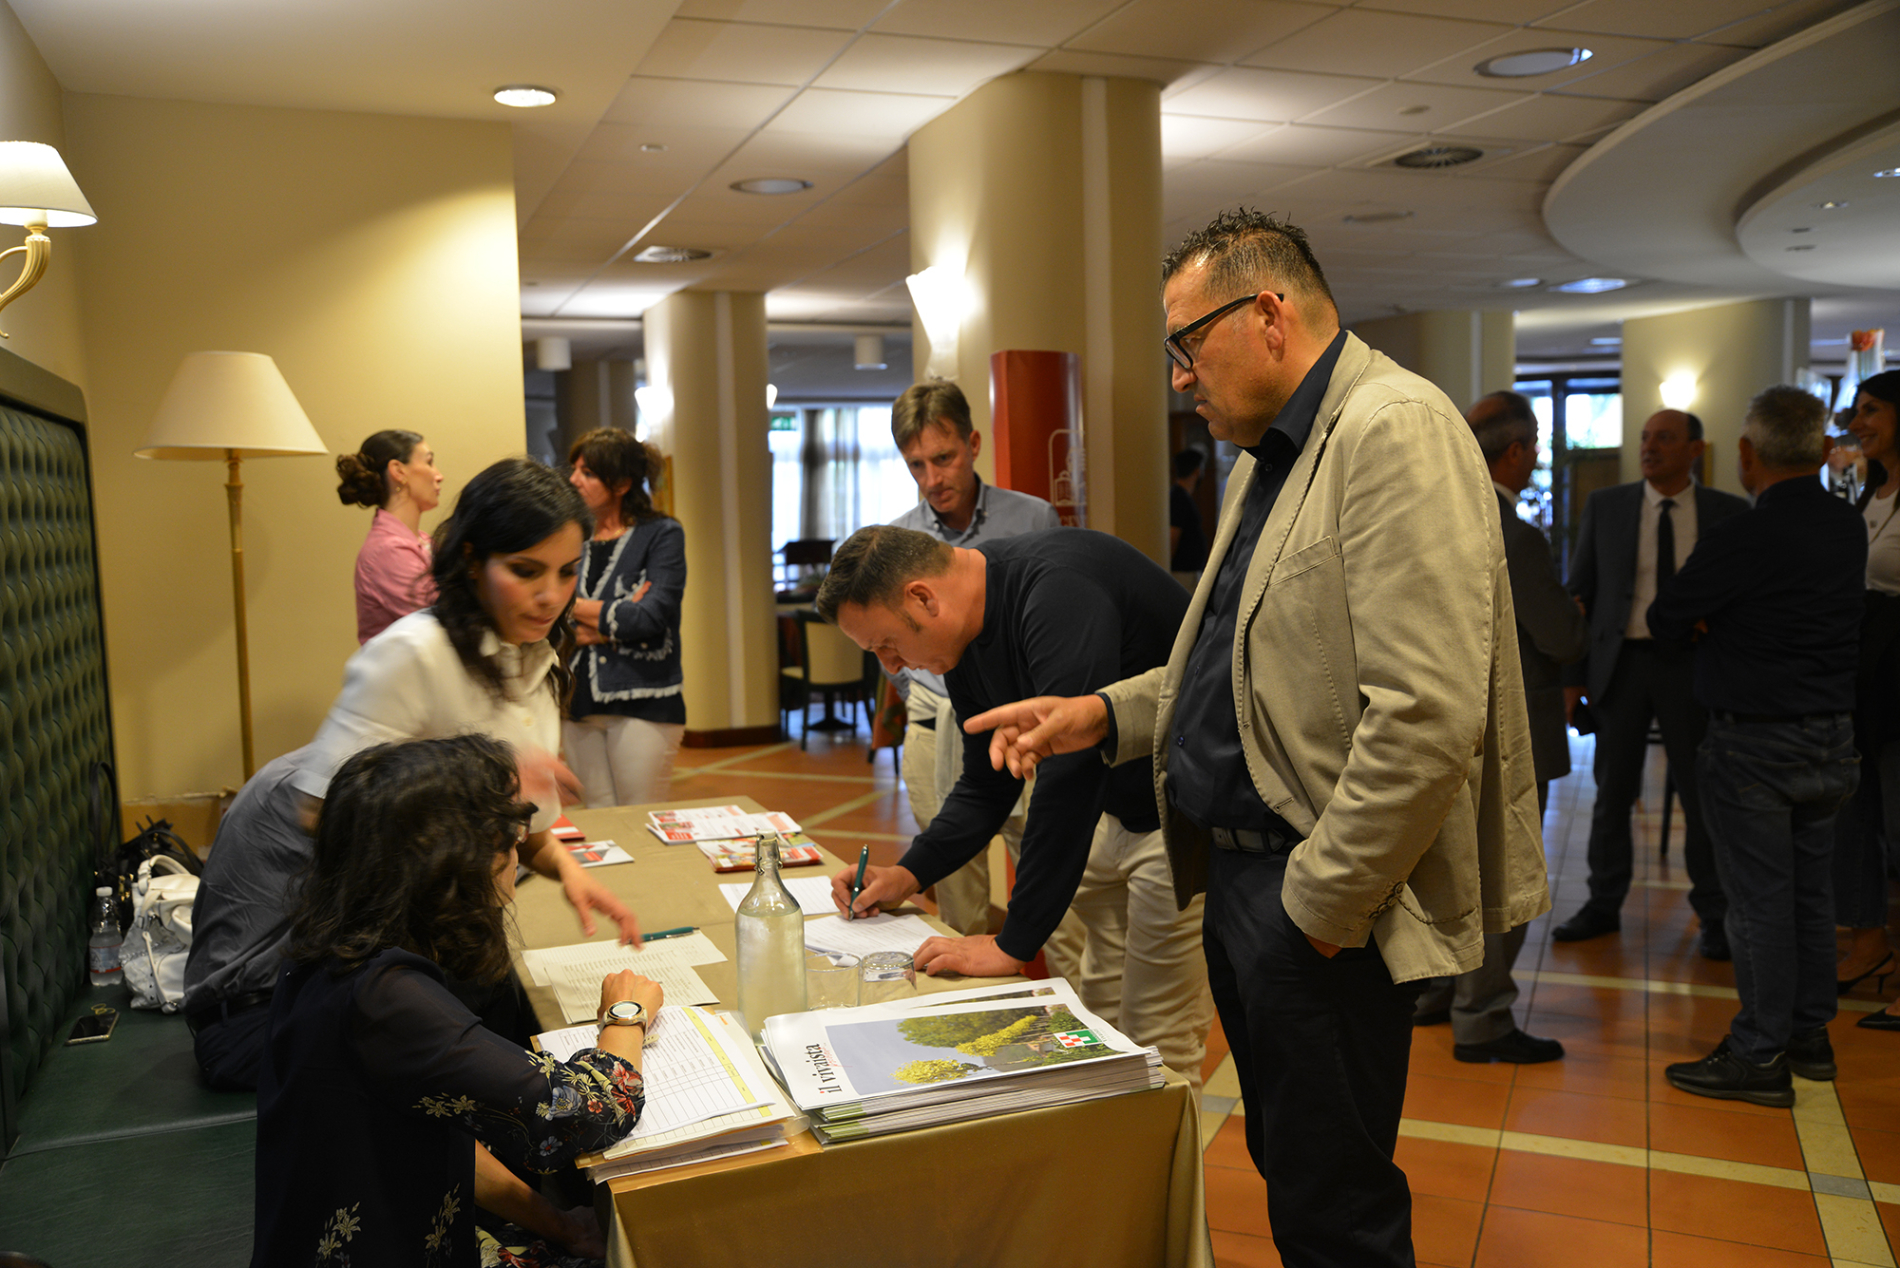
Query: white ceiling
14,0,1899,366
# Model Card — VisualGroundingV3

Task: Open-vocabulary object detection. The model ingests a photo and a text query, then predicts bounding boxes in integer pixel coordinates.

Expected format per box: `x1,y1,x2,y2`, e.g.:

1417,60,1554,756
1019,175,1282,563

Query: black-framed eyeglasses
1163,291,1282,371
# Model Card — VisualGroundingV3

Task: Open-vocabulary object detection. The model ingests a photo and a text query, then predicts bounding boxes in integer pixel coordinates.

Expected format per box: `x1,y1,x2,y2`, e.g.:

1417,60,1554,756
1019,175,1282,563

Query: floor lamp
136,352,325,780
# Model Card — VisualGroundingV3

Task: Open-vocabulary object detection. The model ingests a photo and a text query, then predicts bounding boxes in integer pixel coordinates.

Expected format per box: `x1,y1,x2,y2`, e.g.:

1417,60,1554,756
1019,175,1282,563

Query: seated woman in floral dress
250,734,662,1267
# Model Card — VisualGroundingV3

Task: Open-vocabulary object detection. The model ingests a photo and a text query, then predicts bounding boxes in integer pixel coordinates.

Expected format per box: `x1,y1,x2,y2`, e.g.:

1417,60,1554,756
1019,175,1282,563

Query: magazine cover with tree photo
830,1003,1107,1095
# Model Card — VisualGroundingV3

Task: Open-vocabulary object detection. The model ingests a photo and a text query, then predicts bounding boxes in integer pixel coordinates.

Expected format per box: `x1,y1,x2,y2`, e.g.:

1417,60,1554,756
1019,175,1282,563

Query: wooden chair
779,610,875,749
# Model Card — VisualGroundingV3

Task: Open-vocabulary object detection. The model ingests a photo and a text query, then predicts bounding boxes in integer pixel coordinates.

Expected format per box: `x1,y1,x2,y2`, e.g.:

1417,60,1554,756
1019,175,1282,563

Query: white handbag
122,854,198,1012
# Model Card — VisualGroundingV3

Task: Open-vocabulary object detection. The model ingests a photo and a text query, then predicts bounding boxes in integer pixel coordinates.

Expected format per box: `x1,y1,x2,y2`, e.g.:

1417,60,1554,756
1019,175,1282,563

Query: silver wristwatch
600,1000,648,1031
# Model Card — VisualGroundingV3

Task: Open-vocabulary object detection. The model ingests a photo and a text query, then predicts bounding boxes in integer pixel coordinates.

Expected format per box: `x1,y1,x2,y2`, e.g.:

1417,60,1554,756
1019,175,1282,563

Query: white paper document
718,876,838,913
801,913,935,958
527,943,723,1022
520,932,725,985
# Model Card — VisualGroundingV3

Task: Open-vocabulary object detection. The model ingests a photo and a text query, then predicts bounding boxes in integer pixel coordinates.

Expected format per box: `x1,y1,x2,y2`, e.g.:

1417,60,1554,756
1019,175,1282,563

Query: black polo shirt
1166,330,1346,835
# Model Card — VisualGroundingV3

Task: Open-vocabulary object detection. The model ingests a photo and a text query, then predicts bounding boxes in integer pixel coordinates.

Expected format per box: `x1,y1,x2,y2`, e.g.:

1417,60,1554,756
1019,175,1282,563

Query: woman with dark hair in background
1834,371,1900,1027
564,429,687,807
185,458,640,1094
251,735,661,1267
336,428,444,643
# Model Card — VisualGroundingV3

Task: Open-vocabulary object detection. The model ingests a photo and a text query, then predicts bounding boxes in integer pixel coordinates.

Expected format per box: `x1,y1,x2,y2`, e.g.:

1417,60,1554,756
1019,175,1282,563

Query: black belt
1712,710,1847,726
1209,825,1297,855
186,989,274,1035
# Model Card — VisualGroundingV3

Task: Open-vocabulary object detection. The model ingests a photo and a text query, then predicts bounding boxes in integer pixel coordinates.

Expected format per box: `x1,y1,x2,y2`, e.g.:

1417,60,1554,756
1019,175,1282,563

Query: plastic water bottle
735,835,806,1041
88,886,122,987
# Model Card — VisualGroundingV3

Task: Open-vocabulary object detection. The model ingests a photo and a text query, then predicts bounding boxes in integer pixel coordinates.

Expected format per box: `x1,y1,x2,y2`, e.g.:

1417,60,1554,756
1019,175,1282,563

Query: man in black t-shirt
815,524,1212,1090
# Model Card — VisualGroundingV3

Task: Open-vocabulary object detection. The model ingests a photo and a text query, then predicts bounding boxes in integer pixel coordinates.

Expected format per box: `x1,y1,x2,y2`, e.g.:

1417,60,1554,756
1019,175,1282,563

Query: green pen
849,845,869,921
643,926,697,941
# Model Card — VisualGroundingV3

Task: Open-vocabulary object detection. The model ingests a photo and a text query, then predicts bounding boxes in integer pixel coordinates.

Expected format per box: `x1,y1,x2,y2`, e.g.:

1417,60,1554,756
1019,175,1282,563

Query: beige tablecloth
511,798,1211,1268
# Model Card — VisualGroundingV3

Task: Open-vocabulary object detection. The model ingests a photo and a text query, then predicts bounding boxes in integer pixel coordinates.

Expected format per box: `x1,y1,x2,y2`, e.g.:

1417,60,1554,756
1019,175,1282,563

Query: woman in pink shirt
336,429,444,643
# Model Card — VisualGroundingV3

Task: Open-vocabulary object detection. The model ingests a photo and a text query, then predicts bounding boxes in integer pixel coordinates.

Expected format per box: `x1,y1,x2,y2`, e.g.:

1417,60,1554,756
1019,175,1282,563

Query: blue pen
849,845,869,921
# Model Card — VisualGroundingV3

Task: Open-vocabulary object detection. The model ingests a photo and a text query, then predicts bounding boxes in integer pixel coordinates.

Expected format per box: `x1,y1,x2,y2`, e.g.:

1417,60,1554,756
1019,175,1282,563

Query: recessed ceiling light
1497,277,1542,289
632,245,712,264
640,143,668,153
1475,48,1592,78
1819,200,1849,209
1876,168,1900,178
1553,277,1629,293
730,178,813,195
1342,210,1414,224
493,85,558,108
1590,336,1622,346
1392,145,1483,169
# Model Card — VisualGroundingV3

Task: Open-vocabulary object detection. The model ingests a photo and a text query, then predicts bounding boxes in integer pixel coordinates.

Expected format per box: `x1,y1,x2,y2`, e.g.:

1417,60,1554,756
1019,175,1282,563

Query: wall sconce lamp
0,141,97,338
907,266,967,380
137,352,327,779
1660,374,1699,411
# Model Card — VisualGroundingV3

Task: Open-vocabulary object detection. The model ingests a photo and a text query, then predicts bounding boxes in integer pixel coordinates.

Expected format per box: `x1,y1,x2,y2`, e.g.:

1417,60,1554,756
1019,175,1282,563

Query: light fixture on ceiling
0,141,96,338
765,383,778,410
854,334,887,371
493,85,558,108
1497,277,1542,289
1660,374,1698,410
730,177,813,195
1590,336,1622,346
1553,277,1629,294
536,337,572,371
640,143,668,153
1475,47,1592,78
1819,200,1849,209
1343,210,1414,224
1875,168,1900,178
632,245,712,264
1391,145,1483,169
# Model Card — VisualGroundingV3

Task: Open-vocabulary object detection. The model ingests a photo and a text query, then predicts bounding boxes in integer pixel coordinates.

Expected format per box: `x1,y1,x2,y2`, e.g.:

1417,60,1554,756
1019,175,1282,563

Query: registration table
510,798,1211,1268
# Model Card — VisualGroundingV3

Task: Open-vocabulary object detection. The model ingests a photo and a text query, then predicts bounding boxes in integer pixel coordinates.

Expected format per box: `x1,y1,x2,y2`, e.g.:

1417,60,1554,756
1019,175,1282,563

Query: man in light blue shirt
888,380,1059,937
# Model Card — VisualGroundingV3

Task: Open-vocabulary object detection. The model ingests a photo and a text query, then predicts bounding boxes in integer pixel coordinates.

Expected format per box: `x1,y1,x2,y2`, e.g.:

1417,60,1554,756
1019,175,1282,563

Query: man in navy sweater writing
816,524,1212,1090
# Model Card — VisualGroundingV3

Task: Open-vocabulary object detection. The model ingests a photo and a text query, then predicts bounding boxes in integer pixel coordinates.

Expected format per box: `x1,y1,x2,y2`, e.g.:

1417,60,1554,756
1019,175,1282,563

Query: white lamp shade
0,142,96,228
137,351,326,460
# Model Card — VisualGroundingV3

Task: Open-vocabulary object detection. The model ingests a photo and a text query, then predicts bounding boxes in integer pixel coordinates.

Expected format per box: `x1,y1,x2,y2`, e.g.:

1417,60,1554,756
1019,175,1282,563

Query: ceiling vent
632,245,713,264
1391,145,1484,170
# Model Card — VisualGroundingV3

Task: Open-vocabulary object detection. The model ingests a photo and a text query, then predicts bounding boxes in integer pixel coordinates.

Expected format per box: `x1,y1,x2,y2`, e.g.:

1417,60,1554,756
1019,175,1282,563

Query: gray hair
1744,385,1828,469
1468,391,1538,465
1161,207,1337,324
814,525,954,623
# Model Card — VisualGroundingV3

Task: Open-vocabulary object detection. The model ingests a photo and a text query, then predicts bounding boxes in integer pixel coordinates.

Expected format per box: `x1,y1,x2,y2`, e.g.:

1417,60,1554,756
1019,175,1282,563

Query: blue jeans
1697,713,1858,1063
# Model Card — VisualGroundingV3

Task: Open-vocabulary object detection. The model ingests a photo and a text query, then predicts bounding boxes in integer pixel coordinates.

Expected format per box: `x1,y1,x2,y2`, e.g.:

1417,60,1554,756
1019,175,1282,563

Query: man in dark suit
1416,391,1584,1062
1555,409,1750,955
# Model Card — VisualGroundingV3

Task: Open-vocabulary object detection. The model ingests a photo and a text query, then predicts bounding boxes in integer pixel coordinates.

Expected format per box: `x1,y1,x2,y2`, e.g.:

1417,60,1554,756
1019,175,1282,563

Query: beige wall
908,72,1167,562
1620,298,1810,495
0,1,86,386
65,93,526,798
1351,309,1515,412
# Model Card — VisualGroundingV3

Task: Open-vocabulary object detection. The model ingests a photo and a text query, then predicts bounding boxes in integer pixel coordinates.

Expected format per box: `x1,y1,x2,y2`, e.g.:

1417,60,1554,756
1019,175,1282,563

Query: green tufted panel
0,402,111,1147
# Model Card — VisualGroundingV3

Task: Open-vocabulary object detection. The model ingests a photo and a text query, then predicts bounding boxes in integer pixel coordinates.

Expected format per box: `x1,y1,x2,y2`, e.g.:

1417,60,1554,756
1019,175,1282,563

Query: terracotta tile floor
676,723,1900,1267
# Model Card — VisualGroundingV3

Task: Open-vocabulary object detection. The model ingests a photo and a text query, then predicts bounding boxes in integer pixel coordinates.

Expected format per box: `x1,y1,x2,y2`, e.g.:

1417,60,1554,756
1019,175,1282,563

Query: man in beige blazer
969,209,1548,1267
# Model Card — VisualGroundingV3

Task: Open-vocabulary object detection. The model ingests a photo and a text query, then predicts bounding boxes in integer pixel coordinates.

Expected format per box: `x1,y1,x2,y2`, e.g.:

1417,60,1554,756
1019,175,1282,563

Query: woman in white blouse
1833,371,1900,1023
296,455,638,942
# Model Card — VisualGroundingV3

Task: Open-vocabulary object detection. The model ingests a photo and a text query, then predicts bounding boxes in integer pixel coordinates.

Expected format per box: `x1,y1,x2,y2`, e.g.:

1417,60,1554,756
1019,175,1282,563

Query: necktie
1657,499,1677,588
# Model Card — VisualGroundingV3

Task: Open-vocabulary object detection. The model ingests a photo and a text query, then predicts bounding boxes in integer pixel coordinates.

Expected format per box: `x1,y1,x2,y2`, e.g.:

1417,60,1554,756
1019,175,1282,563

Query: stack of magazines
760,980,1163,1142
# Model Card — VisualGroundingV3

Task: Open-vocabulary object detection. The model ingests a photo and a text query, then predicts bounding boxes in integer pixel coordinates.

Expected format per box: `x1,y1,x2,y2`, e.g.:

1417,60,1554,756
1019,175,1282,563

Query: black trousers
1583,640,1725,922
1204,846,1419,1268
